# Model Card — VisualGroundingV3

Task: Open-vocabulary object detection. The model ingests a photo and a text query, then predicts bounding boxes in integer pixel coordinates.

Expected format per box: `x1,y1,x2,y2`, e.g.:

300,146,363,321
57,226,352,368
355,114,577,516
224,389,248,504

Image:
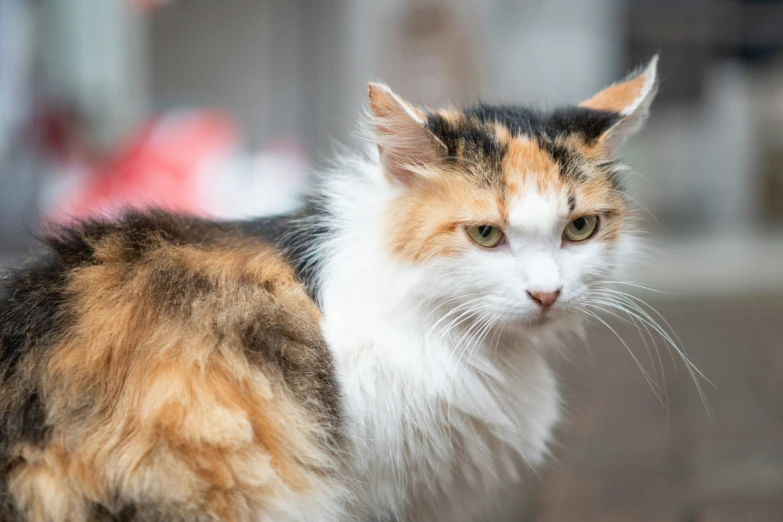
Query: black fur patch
0,257,72,384
465,104,621,145
145,262,215,315
464,104,622,182
0,251,77,518
538,139,586,182
0,248,79,460
91,501,201,522
1,393,49,453
91,502,139,522
240,315,342,447
424,113,507,188
0,468,24,522
426,113,505,163
239,201,332,303
62,211,234,264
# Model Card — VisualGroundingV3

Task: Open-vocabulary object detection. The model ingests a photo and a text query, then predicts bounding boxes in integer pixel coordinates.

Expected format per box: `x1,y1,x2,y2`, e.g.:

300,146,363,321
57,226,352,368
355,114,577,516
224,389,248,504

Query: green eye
563,215,599,242
466,225,505,248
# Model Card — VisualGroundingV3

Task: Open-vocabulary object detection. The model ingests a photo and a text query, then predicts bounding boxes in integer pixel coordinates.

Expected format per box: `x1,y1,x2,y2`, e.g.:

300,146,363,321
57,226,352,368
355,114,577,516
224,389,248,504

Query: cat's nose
527,289,561,309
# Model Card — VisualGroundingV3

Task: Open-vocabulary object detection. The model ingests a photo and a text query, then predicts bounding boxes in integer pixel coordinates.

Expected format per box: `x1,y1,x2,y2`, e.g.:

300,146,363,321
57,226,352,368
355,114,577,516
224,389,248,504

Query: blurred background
1,0,783,520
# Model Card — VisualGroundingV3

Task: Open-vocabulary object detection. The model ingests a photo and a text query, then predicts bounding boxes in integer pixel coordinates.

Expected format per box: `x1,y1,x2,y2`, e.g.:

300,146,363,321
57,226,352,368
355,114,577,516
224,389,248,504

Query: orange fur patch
388,174,504,262
6,234,341,521
579,72,646,114
501,133,563,194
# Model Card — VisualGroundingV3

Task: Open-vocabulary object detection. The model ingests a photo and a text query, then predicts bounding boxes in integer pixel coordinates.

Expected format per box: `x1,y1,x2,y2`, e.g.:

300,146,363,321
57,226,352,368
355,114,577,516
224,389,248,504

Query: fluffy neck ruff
303,148,565,520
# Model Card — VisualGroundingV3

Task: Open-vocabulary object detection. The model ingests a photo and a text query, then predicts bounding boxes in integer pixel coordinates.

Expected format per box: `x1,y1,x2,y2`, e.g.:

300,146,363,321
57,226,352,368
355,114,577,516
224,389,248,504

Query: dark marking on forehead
536,139,585,182
465,104,621,145
549,107,623,144
465,104,622,185
425,113,505,161
424,104,626,191
568,195,576,213
425,113,507,187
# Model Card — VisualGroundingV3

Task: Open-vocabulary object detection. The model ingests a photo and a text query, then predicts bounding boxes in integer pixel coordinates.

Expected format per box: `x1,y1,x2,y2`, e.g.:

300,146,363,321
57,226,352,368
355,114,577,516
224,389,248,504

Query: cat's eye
563,215,599,242
466,225,505,248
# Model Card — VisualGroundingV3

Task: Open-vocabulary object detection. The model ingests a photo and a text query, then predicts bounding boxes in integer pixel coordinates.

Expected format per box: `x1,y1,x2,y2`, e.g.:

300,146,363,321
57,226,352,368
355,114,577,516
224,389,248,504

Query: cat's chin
520,313,552,328
516,308,574,330
527,314,557,328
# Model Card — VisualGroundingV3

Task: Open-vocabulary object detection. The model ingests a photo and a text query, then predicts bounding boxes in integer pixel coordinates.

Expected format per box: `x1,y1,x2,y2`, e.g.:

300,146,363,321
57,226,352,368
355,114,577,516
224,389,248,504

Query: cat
0,56,658,522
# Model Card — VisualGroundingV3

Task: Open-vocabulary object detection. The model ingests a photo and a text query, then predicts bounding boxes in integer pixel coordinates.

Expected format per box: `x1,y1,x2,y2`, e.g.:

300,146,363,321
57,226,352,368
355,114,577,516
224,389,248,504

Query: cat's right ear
367,83,447,185
579,55,659,154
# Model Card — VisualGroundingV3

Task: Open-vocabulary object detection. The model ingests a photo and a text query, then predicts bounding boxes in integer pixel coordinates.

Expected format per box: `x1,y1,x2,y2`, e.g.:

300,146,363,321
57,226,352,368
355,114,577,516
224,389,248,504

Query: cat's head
366,57,658,329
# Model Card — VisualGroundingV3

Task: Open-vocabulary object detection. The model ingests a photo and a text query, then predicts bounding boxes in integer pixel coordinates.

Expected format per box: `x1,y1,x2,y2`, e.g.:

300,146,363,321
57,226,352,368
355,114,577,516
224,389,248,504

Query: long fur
0,58,660,522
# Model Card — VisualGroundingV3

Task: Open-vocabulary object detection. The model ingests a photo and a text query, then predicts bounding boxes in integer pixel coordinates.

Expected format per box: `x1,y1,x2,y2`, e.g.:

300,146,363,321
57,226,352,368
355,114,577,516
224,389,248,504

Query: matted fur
0,58,659,522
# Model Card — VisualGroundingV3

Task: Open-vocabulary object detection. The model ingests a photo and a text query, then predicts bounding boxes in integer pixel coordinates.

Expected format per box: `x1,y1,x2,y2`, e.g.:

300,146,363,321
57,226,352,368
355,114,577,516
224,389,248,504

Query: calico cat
0,57,659,522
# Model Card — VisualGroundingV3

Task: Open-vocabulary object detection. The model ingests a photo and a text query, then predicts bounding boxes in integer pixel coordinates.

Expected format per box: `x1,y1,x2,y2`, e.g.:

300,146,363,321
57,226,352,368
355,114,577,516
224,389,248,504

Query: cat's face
369,57,657,328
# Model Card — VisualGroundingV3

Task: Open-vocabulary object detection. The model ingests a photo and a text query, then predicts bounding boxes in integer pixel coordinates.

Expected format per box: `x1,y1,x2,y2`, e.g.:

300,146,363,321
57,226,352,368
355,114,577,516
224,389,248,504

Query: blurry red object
47,109,238,223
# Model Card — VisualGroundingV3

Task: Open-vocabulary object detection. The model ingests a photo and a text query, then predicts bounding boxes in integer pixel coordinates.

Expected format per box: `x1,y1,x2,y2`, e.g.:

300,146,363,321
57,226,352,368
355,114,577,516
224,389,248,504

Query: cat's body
0,214,347,521
0,58,659,521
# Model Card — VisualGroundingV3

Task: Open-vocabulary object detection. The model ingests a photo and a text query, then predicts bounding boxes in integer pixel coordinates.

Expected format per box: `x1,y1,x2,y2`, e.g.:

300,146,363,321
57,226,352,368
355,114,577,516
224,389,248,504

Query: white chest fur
322,309,561,522
313,155,565,520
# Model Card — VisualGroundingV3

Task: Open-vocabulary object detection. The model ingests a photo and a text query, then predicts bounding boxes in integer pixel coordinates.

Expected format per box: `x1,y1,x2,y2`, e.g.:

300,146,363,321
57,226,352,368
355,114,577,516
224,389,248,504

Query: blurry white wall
149,0,624,154
38,0,149,147
3,0,783,293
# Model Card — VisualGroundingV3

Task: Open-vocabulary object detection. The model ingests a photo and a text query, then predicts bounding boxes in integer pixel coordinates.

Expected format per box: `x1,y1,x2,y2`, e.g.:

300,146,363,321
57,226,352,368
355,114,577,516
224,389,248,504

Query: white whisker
581,307,665,404
584,288,714,419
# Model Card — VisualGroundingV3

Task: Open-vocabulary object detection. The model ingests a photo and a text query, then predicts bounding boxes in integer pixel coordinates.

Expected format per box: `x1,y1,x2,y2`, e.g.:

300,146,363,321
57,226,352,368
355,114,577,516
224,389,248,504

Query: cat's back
0,211,346,521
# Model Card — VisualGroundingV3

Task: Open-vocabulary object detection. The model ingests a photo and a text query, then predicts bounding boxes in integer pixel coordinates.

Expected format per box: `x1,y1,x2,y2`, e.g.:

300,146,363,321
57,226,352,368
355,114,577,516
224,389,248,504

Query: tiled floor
521,296,783,521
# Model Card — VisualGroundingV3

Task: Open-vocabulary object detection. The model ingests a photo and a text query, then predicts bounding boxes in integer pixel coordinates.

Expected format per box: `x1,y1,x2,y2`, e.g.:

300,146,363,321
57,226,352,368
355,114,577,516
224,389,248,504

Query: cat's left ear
367,82,447,185
579,55,659,154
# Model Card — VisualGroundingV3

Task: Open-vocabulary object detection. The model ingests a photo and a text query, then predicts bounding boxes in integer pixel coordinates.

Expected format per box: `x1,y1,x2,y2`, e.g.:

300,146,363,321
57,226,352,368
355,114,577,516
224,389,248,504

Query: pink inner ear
367,84,447,185
368,84,427,124
578,72,647,115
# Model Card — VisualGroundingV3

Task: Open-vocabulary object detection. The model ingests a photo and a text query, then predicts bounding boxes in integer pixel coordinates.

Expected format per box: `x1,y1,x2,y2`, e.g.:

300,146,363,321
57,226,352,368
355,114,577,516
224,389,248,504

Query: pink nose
527,289,561,308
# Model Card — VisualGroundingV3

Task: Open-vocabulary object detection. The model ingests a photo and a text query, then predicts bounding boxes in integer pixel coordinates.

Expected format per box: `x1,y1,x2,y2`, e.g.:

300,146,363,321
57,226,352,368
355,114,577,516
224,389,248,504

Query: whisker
586,289,714,419
587,280,670,295
590,290,679,373
587,297,667,401
580,308,665,405
432,305,487,348
608,291,689,359
594,290,699,379
426,297,486,341
588,296,666,399
449,310,496,371
604,188,662,228
422,293,483,324
590,293,669,406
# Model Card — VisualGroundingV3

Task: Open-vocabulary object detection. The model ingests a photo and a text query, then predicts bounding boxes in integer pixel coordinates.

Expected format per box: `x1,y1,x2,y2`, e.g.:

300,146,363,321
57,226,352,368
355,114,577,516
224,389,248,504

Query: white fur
310,146,635,521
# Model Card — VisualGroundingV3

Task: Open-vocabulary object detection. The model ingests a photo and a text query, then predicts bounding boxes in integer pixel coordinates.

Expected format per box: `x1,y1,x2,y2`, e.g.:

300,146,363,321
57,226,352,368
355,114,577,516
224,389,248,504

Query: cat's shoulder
4,210,302,299
1,210,328,384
